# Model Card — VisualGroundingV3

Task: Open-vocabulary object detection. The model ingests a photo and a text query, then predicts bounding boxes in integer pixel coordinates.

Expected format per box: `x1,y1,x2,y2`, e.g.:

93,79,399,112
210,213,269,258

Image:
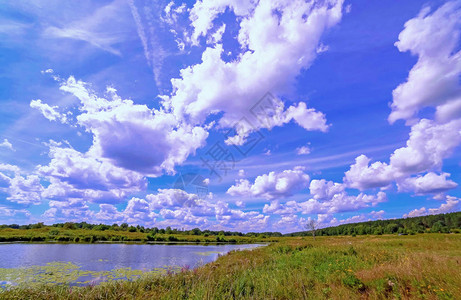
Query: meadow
1,234,460,299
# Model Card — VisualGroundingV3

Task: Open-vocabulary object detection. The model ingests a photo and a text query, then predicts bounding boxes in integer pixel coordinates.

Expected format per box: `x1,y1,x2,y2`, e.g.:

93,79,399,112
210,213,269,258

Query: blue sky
0,0,460,233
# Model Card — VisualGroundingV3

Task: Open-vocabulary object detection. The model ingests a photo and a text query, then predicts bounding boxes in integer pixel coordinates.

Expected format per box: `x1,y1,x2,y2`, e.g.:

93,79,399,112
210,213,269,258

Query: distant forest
1,211,460,237
0,222,282,238
287,211,461,237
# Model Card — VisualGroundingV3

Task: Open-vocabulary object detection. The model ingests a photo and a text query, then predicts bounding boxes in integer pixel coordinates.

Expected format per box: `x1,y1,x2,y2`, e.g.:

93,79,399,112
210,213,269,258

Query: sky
0,0,460,233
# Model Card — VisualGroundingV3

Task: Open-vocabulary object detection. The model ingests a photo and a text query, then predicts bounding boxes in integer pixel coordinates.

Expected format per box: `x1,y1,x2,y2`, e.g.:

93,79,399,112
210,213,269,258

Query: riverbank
0,227,278,244
1,234,460,299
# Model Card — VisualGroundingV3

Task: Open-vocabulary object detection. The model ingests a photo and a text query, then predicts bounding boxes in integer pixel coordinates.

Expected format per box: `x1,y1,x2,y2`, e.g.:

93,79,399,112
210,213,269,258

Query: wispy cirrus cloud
43,0,131,56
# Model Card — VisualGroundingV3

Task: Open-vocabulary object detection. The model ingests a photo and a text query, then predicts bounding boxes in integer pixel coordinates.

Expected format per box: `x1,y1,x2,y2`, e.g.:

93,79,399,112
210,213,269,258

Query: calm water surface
0,243,263,286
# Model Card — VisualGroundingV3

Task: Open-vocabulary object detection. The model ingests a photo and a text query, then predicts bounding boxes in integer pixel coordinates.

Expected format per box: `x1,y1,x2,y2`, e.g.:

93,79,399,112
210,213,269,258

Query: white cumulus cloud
227,167,310,200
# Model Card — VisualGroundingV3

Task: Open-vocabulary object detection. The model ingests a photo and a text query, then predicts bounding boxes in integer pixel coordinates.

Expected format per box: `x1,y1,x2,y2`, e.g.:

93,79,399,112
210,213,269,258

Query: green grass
1,234,460,299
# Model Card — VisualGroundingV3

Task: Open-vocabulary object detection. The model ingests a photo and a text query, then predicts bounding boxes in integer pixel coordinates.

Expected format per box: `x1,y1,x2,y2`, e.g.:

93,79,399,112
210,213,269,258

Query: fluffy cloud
344,3,461,196
299,191,387,215
296,145,311,155
123,197,156,223
0,139,14,151
31,0,345,216
267,205,386,232
369,210,385,219
0,163,21,174
30,99,68,123
345,119,461,191
45,197,155,225
309,179,345,200
397,172,457,195
0,165,43,205
263,179,386,216
40,146,145,192
0,206,31,223
343,155,394,190
311,210,385,229
6,175,43,205
389,119,461,174
403,207,427,218
389,1,461,124
87,189,269,231
59,77,208,176
273,214,305,231
227,167,310,200
93,204,124,223
188,0,254,45
42,199,92,223
151,195,269,231
0,206,31,218
403,196,460,218
214,201,269,231
0,172,10,188
163,0,343,134
147,189,199,209
263,200,299,215
39,145,146,203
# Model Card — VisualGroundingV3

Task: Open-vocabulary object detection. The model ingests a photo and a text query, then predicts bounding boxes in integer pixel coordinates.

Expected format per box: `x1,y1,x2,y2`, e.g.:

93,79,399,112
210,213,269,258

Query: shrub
30,236,45,242
342,274,366,292
216,236,226,242
167,235,179,242
48,229,60,236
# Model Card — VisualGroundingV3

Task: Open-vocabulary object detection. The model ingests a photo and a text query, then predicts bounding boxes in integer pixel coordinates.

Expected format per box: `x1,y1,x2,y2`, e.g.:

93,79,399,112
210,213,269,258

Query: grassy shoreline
1,234,460,299
0,227,278,244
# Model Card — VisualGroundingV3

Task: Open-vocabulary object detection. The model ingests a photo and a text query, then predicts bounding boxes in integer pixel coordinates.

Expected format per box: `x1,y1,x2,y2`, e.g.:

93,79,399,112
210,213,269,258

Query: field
1,234,460,299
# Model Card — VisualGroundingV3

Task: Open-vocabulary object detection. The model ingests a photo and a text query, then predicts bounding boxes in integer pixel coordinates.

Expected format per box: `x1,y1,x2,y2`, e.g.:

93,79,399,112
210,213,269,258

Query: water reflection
0,243,262,287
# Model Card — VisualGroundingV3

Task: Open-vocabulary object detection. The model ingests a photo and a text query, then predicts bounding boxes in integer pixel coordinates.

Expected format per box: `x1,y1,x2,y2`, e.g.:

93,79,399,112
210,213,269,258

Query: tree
305,219,318,240
431,221,443,233
191,228,201,235
63,222,76,230
120,223,129,231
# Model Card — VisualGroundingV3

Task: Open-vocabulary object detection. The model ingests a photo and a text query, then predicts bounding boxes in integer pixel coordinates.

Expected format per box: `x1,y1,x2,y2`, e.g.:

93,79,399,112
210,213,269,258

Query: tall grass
1,234,460,299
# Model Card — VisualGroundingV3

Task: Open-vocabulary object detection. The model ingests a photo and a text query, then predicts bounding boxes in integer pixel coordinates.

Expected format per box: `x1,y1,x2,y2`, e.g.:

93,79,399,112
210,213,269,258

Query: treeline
0,222,282,238
287,212,461,237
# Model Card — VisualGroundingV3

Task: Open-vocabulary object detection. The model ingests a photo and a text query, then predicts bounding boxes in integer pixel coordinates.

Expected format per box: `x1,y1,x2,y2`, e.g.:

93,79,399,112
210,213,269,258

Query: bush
146,234,157,241
48,229,60,236
342,274,366,292
273,245,293,254
63,222,76,230
167,235,179,242
216,236,226,242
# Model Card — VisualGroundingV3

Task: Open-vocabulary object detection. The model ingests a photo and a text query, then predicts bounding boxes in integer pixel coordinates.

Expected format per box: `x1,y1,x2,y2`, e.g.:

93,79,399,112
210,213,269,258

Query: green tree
431,221,443,233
